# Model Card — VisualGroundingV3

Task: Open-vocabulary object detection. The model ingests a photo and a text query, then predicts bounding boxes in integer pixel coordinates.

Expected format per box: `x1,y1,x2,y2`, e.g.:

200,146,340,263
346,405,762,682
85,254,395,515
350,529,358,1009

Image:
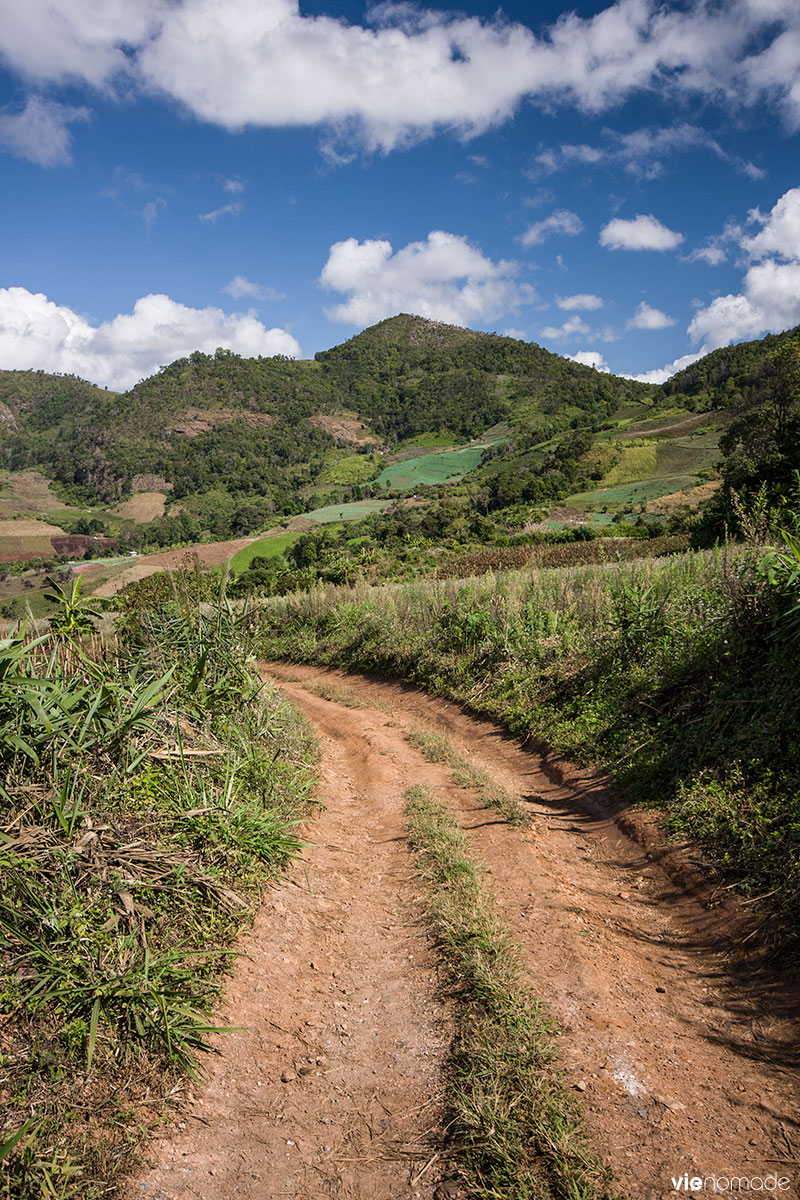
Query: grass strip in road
404,785,617,1200
406,726,532,828
305,679,367,708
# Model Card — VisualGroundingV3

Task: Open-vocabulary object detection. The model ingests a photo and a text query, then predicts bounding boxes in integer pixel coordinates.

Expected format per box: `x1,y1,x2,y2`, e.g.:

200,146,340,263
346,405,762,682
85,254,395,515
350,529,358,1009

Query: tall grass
0,584,318,1197
256,543,800,951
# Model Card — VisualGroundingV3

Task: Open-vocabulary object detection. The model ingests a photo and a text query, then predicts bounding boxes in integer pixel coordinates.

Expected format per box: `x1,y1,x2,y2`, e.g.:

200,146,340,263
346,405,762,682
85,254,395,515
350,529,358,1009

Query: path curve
127,664,800,1200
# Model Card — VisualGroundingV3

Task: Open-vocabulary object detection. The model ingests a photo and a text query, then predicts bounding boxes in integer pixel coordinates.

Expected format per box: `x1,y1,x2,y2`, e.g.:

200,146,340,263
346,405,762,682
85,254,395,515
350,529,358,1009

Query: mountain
0,316,655,503
0,315,797,527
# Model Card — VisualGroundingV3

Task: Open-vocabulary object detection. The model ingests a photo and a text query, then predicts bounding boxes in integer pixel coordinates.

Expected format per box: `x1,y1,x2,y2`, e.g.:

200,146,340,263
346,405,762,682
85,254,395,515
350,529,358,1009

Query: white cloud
600,214,684,251
540,315,591,341
223,177,245,193
139,197,166,231
0,286,300,391
0,95,89,166
568,350,609,371
222,276,285,301
742,187,800,260
320,230,535,327
557,293,604,311
2,0,799,158
532,123,764,184
689,187,800,348
627,348,706,384
627,301,676,330
502,327,527,341
520,210,583,247
198,201,243,223
688,260,800,347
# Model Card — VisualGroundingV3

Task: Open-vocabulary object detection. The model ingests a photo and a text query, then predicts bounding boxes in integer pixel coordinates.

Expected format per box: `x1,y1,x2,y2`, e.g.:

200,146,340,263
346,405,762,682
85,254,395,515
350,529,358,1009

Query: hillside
0,317,656,506
0,317,797,569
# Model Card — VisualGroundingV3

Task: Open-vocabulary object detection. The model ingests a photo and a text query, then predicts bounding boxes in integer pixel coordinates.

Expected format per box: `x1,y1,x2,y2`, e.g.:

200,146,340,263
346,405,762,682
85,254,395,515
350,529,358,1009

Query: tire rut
126,663,800,1200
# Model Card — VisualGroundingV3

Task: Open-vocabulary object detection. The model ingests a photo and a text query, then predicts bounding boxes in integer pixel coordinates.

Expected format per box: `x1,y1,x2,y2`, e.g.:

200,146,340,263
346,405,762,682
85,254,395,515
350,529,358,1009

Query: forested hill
316,314,654,440
0,316,657,503
0,314,797,510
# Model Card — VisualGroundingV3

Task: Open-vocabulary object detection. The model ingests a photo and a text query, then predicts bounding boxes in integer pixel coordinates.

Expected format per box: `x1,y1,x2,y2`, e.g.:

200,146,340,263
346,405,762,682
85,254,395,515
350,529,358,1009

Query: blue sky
1,0,799,391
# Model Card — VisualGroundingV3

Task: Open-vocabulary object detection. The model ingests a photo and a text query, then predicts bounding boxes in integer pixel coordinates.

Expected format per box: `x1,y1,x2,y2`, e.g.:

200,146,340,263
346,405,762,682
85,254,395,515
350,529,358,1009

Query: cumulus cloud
2,0,800,158
319,230,535,327
557,293,603,311
0,95,89,166
742,187,800,260
627,301,676,330
0,287,300,391
540,315,591,341
520,210,583,248
600,214,684,251
568,350,610,371
222,276,285,301
627,348,706,384
689,186,800,348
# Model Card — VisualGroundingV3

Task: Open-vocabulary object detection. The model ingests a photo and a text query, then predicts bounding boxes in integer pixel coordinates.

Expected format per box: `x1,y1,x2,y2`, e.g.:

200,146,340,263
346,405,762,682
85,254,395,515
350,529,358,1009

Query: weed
405,785,617,1200
406,725,532,827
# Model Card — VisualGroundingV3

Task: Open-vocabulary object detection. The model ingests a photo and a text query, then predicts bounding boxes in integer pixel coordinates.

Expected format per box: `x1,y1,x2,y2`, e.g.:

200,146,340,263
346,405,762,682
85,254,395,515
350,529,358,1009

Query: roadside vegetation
405,784,617,1199
0,576,318,1197
256,533,800,953
406,726,531,827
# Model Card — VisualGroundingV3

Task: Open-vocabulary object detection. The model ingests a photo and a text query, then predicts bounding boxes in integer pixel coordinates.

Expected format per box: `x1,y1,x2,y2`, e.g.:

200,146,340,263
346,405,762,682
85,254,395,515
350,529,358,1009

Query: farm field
565,474,700,508
229,530,306,573
376,441,499,491
299,497,393,523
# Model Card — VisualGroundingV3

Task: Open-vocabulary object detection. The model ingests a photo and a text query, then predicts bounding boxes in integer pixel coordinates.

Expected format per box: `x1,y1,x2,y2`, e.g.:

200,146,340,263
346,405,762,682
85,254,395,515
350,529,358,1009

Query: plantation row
0,581,317,1195
255,541,800,952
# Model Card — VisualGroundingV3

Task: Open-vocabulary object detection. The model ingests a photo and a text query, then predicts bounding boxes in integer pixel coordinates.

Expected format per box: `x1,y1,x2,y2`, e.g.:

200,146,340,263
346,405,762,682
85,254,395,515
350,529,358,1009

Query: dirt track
127,665,800,1200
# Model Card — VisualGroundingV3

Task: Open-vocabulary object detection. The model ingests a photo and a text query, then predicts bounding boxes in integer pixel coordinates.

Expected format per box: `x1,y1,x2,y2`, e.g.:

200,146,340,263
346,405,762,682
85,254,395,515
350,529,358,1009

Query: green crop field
600,443,658,487
566,475,700,508
229,531,305,573
376,443,497,491
302,498,394,523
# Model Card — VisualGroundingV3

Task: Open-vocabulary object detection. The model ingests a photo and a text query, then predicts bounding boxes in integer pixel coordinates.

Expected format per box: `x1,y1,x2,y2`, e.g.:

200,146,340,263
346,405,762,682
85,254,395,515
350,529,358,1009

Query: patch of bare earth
166,410,276,437
112,492,168,523
309,413,382,446
0,470,69,517
645,481,720,513
127,664,800,1200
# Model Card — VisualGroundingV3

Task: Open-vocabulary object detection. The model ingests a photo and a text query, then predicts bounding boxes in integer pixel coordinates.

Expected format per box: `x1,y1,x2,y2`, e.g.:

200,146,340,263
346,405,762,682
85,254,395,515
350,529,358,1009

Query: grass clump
305,679,367,708
407,725,531,827
0,588,317,1197
404,785,616,1200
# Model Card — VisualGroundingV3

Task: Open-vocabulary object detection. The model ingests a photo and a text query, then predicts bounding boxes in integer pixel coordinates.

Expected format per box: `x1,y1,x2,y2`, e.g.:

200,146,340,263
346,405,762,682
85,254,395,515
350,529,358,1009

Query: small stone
316,1055,328,1066
297,1064,312,1076
655,986,666,993
618,891,631,900
573,1080,587,1092
281,1069,296,1083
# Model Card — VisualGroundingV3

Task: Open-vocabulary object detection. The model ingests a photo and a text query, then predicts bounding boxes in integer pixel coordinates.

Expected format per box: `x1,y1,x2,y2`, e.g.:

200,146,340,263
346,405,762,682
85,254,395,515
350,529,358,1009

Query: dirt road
128,664,800,1200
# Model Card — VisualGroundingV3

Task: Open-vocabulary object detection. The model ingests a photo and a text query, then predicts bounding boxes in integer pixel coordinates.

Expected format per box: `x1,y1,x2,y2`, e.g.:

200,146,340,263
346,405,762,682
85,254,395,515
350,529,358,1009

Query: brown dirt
0,470,69,517
309,413,382,446
112,492,168,523
645,481,720,513
126,665,800,1200
166,409,275,437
